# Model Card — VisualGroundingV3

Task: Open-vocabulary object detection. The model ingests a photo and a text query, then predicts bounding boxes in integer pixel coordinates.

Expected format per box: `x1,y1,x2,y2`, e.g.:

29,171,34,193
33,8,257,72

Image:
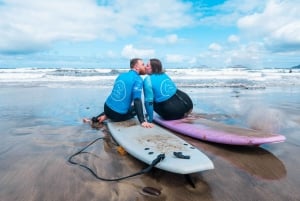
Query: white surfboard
107,118,214,174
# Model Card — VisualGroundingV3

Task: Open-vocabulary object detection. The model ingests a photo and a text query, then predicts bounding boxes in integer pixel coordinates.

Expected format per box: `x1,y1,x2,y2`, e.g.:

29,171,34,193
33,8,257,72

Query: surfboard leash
68,137,165,181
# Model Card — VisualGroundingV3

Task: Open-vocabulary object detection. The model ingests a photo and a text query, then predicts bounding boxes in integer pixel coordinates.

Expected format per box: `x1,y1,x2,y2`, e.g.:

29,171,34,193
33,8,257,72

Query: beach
1,0,300,199
0,83,299,201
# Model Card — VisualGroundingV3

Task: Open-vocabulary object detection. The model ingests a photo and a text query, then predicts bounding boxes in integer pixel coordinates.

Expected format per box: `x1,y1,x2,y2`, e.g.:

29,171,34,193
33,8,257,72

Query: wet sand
0,86,299,201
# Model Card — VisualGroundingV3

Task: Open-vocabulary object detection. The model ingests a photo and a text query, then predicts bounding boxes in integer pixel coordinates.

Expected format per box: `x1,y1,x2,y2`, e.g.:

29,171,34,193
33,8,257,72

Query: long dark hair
150,58,164,74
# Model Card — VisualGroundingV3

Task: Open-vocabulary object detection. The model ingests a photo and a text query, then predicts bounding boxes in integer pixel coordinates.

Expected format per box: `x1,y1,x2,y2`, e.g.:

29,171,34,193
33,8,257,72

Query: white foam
0,67,299,88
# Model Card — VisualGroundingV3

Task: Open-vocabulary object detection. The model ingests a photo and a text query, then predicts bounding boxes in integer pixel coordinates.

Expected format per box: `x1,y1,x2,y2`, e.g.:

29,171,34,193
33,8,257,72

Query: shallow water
0,86,299,201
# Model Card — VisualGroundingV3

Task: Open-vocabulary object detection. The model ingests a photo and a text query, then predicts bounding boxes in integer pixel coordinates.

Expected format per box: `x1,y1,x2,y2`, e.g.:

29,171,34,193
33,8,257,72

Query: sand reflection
180,135,286,180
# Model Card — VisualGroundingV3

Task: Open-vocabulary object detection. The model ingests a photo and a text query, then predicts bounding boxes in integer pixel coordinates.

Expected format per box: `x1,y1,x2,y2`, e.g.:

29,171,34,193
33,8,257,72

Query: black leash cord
68,137,165,181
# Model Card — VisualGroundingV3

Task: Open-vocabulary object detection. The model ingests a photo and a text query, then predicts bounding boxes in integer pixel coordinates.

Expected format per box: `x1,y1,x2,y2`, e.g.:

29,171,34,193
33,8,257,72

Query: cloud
117,0,194,29
197,41,264,68
165,54,196,66
105,50,117,58
166,54,186,63
224,43,263,66
196,0,265,26
208,43,222,51
237,0,300,52
121,44,155,59
228,35,240,43
0,0,105,53
145,34,180,45
0,0,194,54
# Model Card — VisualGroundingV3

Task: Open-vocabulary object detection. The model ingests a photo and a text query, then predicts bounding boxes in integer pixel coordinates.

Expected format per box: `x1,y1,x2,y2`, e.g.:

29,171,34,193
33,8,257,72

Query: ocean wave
0,67,299,88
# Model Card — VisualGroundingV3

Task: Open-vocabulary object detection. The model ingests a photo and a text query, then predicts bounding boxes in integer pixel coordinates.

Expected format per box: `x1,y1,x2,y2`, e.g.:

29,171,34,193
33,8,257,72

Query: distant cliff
291,64,300,69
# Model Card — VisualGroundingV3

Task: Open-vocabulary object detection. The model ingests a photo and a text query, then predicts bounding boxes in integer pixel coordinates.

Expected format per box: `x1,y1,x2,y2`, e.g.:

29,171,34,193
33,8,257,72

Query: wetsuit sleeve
132,77,143,100
130,76,146,124
134,98,145,123
143,76,154,123
144,102,153,123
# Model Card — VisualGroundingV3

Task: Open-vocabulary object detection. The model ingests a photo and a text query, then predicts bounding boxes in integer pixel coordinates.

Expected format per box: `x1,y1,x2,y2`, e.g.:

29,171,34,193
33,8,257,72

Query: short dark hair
130,58,142,69
150,58,163,74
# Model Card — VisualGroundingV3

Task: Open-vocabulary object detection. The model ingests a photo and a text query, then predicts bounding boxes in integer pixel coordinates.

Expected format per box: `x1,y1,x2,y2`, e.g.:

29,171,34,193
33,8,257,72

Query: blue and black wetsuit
143,73,193,122
93,70,145,123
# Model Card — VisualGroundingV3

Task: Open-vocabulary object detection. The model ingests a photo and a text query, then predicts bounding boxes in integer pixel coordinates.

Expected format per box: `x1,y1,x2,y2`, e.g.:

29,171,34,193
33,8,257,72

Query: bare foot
82,118,92,123
97,115,107,123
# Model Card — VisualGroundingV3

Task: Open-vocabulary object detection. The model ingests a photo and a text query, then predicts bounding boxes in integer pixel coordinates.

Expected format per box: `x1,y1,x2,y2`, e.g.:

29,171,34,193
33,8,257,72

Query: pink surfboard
154,115,286,146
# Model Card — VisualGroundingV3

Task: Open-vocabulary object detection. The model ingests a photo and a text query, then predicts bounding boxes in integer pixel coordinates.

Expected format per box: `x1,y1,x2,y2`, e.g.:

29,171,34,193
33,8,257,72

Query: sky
0,0,299,69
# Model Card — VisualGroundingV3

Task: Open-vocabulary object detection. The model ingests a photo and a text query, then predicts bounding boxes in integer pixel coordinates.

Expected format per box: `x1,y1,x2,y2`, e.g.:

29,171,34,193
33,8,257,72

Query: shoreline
0,86,299,201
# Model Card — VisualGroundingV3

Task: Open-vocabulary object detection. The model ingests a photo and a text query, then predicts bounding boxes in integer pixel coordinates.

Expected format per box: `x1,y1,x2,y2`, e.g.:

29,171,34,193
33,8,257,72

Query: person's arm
133,98,145,123
143,76,154,123
134,98,154,128
132,77,153,128
144,102,153,122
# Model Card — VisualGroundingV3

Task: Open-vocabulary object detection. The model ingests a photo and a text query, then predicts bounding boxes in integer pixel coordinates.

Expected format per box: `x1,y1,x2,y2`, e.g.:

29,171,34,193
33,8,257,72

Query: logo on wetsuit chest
111,80,126,101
